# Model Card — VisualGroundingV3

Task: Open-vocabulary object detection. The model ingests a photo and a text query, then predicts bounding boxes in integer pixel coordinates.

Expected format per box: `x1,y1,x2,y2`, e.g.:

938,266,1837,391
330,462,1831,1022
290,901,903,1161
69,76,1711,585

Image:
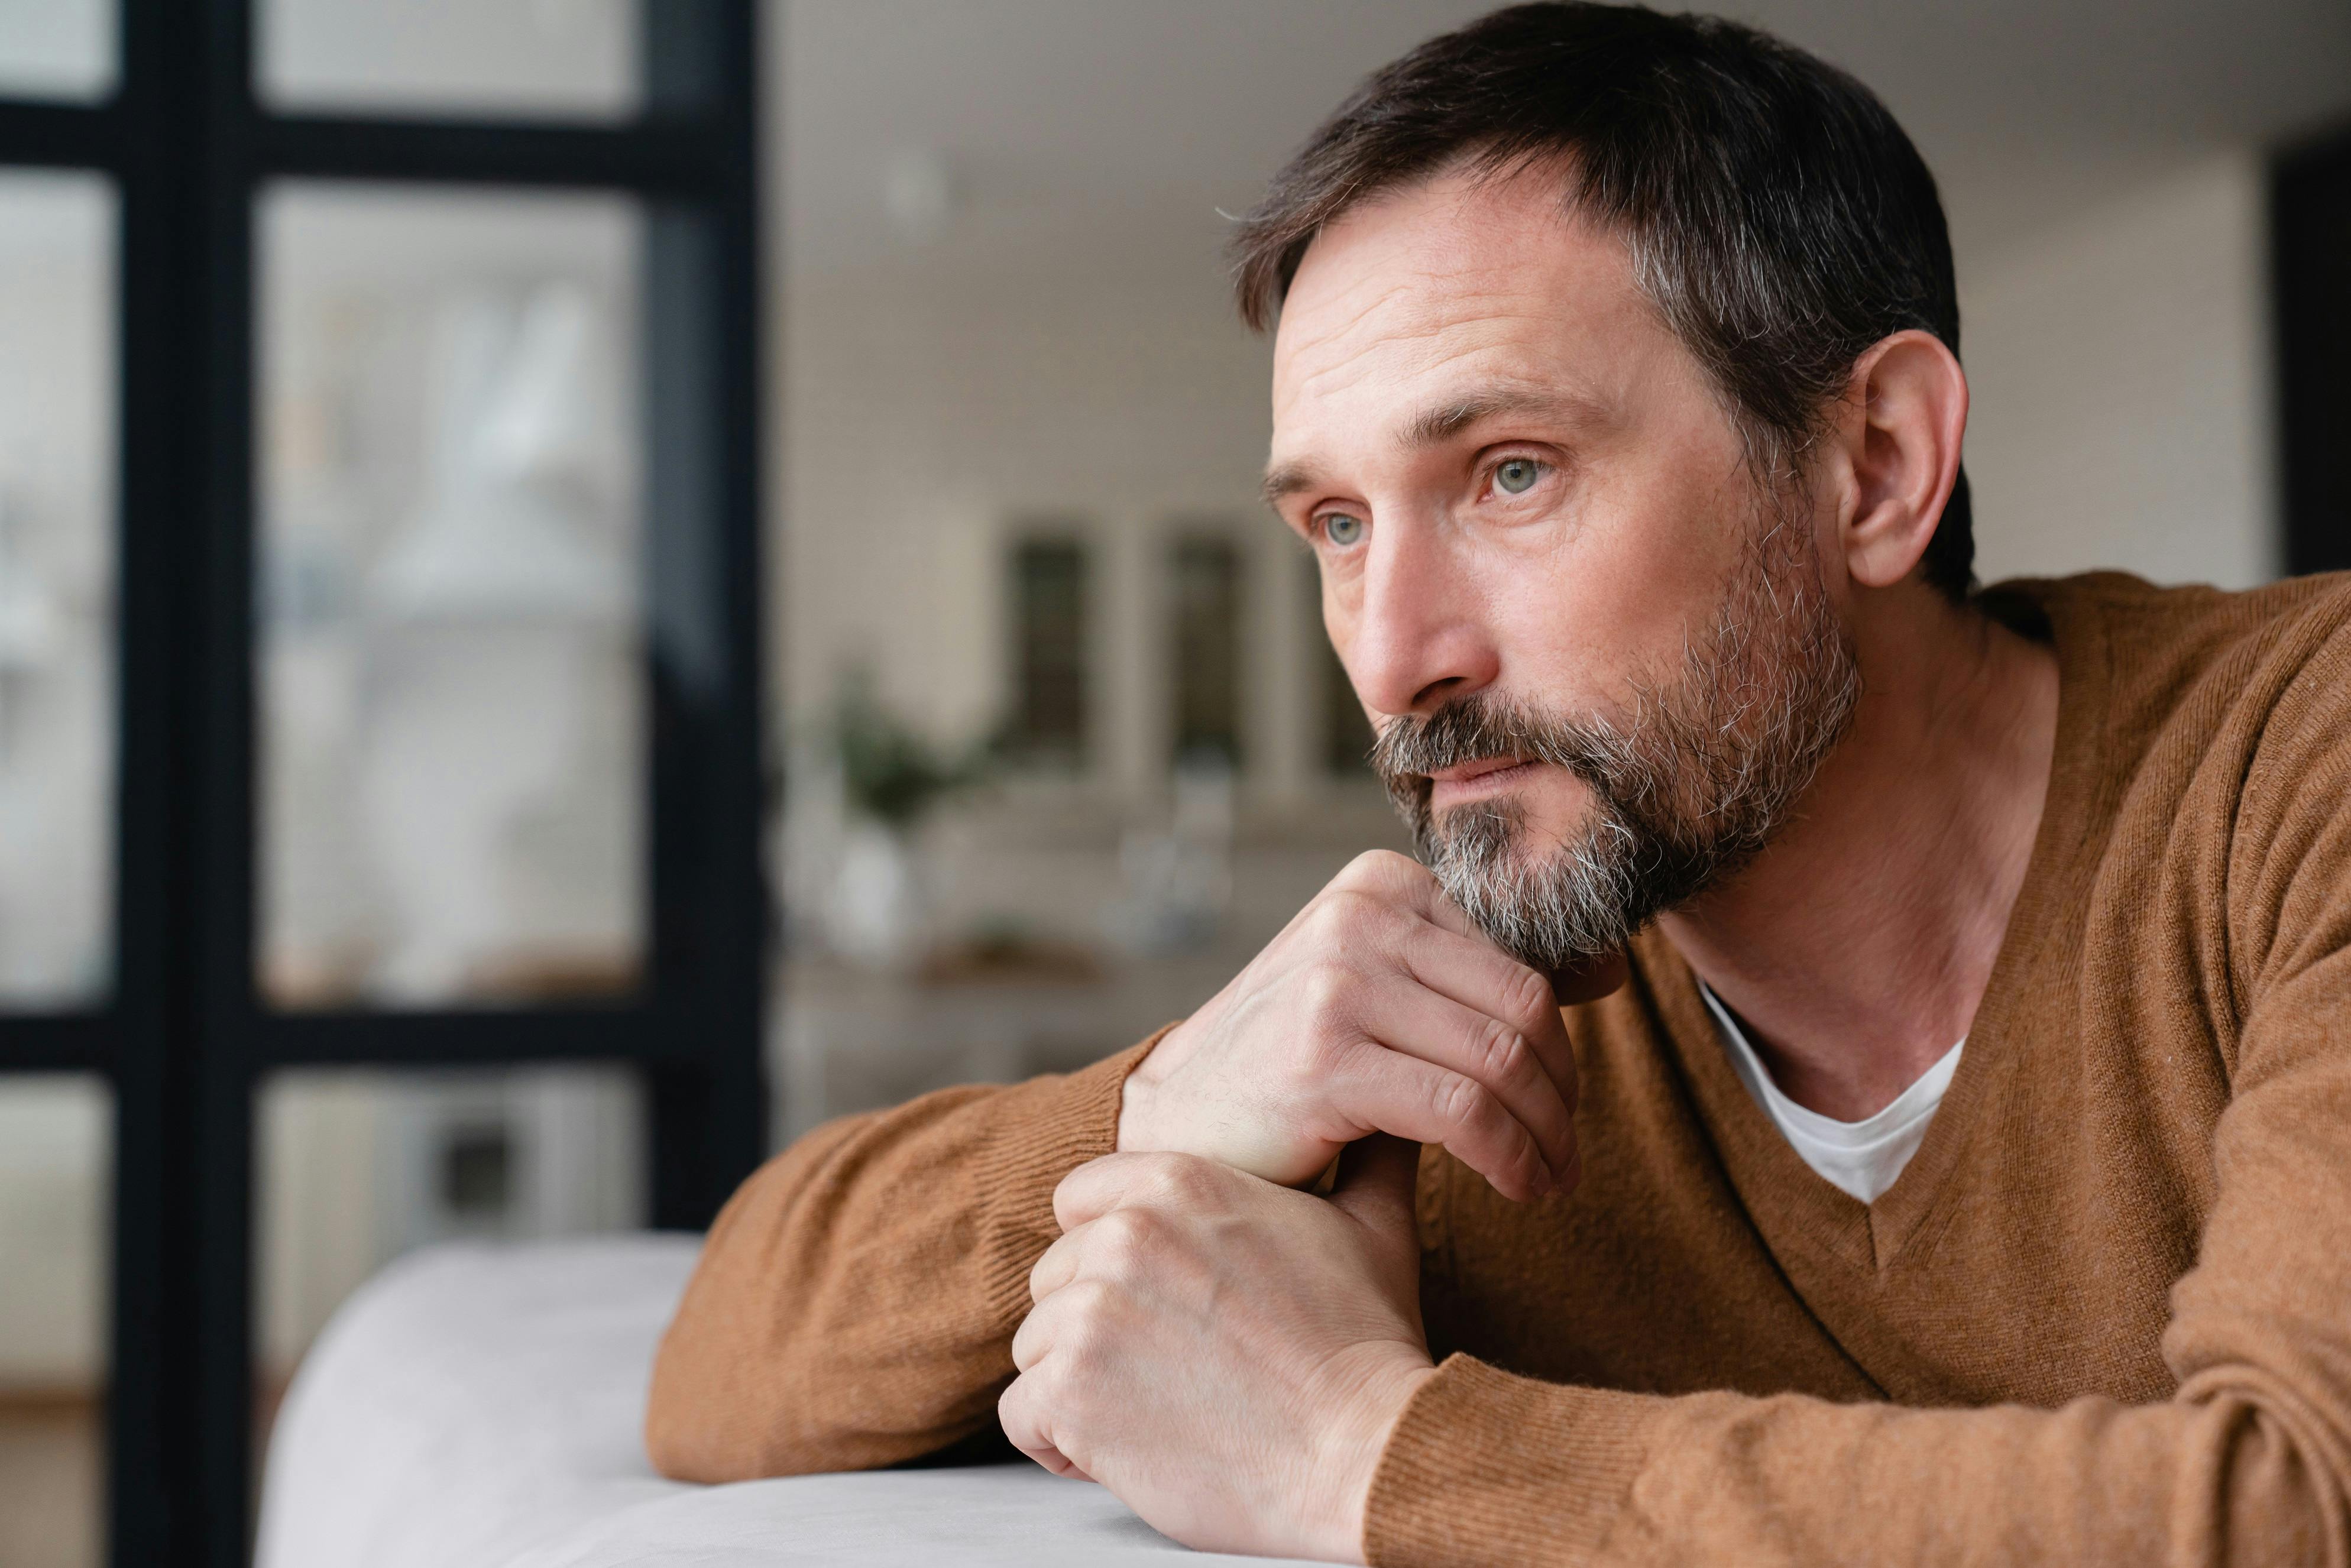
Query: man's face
1266,164,1858,969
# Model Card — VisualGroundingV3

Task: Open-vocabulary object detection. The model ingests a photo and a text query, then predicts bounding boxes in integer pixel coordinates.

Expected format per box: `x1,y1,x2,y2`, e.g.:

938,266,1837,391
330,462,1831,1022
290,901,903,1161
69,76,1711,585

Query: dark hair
1232,2,1974,601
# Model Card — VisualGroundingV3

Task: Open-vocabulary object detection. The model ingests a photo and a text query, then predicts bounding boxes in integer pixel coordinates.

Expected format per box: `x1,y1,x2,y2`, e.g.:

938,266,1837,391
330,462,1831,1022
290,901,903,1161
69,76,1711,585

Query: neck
1658,584,2061,1121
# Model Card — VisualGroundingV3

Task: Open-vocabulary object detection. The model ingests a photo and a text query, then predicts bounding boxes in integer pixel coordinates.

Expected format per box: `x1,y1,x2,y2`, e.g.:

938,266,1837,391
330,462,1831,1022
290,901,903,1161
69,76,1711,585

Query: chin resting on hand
1115,848,1604,1203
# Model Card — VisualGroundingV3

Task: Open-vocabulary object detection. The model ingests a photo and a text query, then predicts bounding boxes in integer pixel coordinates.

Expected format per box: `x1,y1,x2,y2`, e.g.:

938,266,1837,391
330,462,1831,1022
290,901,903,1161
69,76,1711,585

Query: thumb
1329,1133,1421,1253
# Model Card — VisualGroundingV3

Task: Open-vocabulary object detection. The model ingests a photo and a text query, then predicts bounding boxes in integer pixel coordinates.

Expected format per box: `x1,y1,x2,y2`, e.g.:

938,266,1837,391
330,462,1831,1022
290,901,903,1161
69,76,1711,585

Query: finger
1028,1226,1084,1305
1550,951,1629,1006
1335,848,1488,943
1328,1132,1422,1253
1053,1152,1149,1233
1322,860,1582,1115
1010,1282,1081,1373
1393,919,1580,1101
1335,969,1576,1187
1323,1042,1556,1201
1311,878,1582,1135
998,1373,1091,1480
1053,1149,1226,1234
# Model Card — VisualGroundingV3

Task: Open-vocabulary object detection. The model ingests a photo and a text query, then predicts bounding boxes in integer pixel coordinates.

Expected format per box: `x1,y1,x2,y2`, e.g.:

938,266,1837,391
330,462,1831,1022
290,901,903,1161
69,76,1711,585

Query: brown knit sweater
649,572,2351,1565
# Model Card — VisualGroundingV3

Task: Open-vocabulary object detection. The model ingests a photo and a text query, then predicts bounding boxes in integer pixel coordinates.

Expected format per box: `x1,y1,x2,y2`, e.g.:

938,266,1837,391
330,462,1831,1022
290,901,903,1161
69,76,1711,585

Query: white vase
829,821,925,970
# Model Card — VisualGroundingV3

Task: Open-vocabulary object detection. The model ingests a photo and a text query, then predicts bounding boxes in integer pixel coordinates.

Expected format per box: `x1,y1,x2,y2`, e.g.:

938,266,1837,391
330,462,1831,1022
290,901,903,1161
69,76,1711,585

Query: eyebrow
1259,461,1323,510
1261,384,1600,510
1404,386,1595,446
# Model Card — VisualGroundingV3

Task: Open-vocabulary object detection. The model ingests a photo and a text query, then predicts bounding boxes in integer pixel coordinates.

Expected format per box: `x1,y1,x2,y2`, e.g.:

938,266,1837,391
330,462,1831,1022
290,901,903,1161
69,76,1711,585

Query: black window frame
2276,118,2351,577
0,5,768,1564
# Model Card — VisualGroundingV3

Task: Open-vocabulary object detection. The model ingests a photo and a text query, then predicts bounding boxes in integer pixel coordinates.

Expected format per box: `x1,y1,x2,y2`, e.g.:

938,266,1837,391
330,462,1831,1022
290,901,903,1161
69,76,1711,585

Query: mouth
1425,755,1540,811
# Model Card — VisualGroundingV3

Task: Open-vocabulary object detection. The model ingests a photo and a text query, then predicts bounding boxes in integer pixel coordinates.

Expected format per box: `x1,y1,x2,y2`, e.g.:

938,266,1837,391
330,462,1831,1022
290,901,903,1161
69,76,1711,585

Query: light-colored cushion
254,1235,1313,1567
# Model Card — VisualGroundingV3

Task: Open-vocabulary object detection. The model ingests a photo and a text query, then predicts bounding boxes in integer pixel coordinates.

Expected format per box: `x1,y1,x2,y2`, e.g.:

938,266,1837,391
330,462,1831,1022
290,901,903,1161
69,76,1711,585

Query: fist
1001,1139,1436,1561
1118,849,1621,1201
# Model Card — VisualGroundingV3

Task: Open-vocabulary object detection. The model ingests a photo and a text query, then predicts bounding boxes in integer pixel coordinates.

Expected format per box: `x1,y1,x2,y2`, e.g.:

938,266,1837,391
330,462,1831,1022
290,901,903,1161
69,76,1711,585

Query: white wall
1960,153,2278,590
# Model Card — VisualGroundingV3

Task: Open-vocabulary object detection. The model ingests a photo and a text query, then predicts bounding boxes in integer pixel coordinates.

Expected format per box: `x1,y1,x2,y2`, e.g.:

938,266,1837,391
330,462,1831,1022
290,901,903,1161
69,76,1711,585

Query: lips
1427,754,1530,786
1426,755,1540,808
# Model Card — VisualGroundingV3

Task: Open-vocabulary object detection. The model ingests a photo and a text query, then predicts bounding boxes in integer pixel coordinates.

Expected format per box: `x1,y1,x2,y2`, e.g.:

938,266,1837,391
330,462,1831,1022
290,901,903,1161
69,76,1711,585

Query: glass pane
254,1065,644,1457
0,172,116,1008
0,1076,111,1568
0,0,114,101
258,184,645,1009
1170,534,1243,770
260,0,639,120
1003,535,1089,767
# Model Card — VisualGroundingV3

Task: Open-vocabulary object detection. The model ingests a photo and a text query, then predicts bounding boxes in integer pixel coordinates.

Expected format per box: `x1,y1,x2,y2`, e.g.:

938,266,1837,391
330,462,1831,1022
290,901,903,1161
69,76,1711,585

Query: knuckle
1472,1017,1531,1086
1061,1282,1121,1362
1501,964,1557,1035
1150,1151,1223,1209
1306,890,1370,947
1095,1207,1160,1264
1298,959,1358,1032
1063,1277,1116,1331
1352,848,1422,886
1434,1073,1492,1134
1336,848,1424,902
1129,1151,1186,1184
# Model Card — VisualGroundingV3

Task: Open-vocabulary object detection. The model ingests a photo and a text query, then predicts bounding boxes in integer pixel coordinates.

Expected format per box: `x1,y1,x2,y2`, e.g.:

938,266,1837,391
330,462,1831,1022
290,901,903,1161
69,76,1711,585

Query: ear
1831,330,1968,591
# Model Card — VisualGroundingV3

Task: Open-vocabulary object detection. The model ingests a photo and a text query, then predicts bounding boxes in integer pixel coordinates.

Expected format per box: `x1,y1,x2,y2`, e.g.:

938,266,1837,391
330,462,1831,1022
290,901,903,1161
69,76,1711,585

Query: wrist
1313,1349,1437,1563
1115,1018,1185,1152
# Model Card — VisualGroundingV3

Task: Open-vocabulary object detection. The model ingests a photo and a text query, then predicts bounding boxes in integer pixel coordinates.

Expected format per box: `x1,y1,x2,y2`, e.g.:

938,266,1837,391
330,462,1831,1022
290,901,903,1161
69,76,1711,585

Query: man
648,5,2351,1563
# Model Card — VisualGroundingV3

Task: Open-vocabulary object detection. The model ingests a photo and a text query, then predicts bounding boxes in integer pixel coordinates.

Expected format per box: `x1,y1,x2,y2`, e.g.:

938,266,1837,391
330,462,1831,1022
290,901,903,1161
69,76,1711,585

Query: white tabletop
255,1234,1314,1567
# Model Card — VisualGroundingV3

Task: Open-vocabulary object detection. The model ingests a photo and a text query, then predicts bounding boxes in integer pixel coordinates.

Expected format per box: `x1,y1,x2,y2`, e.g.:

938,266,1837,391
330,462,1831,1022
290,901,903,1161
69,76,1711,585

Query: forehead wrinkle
1281,291,1458,410
1283,261,1605,418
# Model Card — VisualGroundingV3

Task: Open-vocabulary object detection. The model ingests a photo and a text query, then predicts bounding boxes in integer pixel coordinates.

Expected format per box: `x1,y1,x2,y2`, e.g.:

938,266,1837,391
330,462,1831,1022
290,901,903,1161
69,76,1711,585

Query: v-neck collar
1647,581,2114,1277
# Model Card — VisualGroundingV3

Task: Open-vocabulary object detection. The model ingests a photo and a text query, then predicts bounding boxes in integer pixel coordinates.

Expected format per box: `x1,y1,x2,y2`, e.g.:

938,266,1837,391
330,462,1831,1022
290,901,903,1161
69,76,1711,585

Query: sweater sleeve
644,1034,1163,1482
1364,655,2351,1566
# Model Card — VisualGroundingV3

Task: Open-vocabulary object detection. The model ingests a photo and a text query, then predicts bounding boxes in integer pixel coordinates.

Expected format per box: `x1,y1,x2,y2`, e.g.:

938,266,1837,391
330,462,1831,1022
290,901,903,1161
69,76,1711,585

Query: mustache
1369,692,1619,811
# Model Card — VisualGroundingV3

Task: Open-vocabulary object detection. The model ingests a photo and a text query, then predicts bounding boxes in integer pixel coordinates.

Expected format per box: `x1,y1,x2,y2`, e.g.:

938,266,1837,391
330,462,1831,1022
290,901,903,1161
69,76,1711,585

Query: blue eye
1495,458,1542,495
1321,512,1365,546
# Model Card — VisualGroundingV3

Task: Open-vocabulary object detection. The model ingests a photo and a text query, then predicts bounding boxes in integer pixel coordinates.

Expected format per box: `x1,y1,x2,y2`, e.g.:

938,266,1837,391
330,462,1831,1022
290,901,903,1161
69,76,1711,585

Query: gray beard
1370,519,1861,973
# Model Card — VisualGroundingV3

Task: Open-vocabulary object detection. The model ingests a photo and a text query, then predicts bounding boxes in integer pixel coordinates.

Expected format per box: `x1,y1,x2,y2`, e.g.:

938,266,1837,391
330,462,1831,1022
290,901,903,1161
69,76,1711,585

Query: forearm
644,1035,1161,1482
1364,1356,2339,1567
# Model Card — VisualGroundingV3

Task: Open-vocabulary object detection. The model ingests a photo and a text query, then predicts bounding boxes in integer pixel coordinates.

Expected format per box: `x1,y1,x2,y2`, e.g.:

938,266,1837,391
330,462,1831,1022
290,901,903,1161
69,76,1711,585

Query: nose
1338,511,1501,720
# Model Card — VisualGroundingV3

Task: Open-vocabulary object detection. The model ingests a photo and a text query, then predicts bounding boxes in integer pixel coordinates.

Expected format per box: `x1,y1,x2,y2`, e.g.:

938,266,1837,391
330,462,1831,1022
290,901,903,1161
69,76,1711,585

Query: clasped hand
999,851,1623,1560
999,1139,1432,1561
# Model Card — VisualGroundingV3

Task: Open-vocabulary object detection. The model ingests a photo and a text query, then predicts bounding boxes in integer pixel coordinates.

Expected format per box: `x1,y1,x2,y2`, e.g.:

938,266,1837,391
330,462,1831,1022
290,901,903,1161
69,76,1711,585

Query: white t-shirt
1698,982,1964,1205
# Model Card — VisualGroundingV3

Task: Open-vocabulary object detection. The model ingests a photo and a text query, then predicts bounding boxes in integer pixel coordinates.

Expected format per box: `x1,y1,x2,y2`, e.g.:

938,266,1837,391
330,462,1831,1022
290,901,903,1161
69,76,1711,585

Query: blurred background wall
1,3,2346,1564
